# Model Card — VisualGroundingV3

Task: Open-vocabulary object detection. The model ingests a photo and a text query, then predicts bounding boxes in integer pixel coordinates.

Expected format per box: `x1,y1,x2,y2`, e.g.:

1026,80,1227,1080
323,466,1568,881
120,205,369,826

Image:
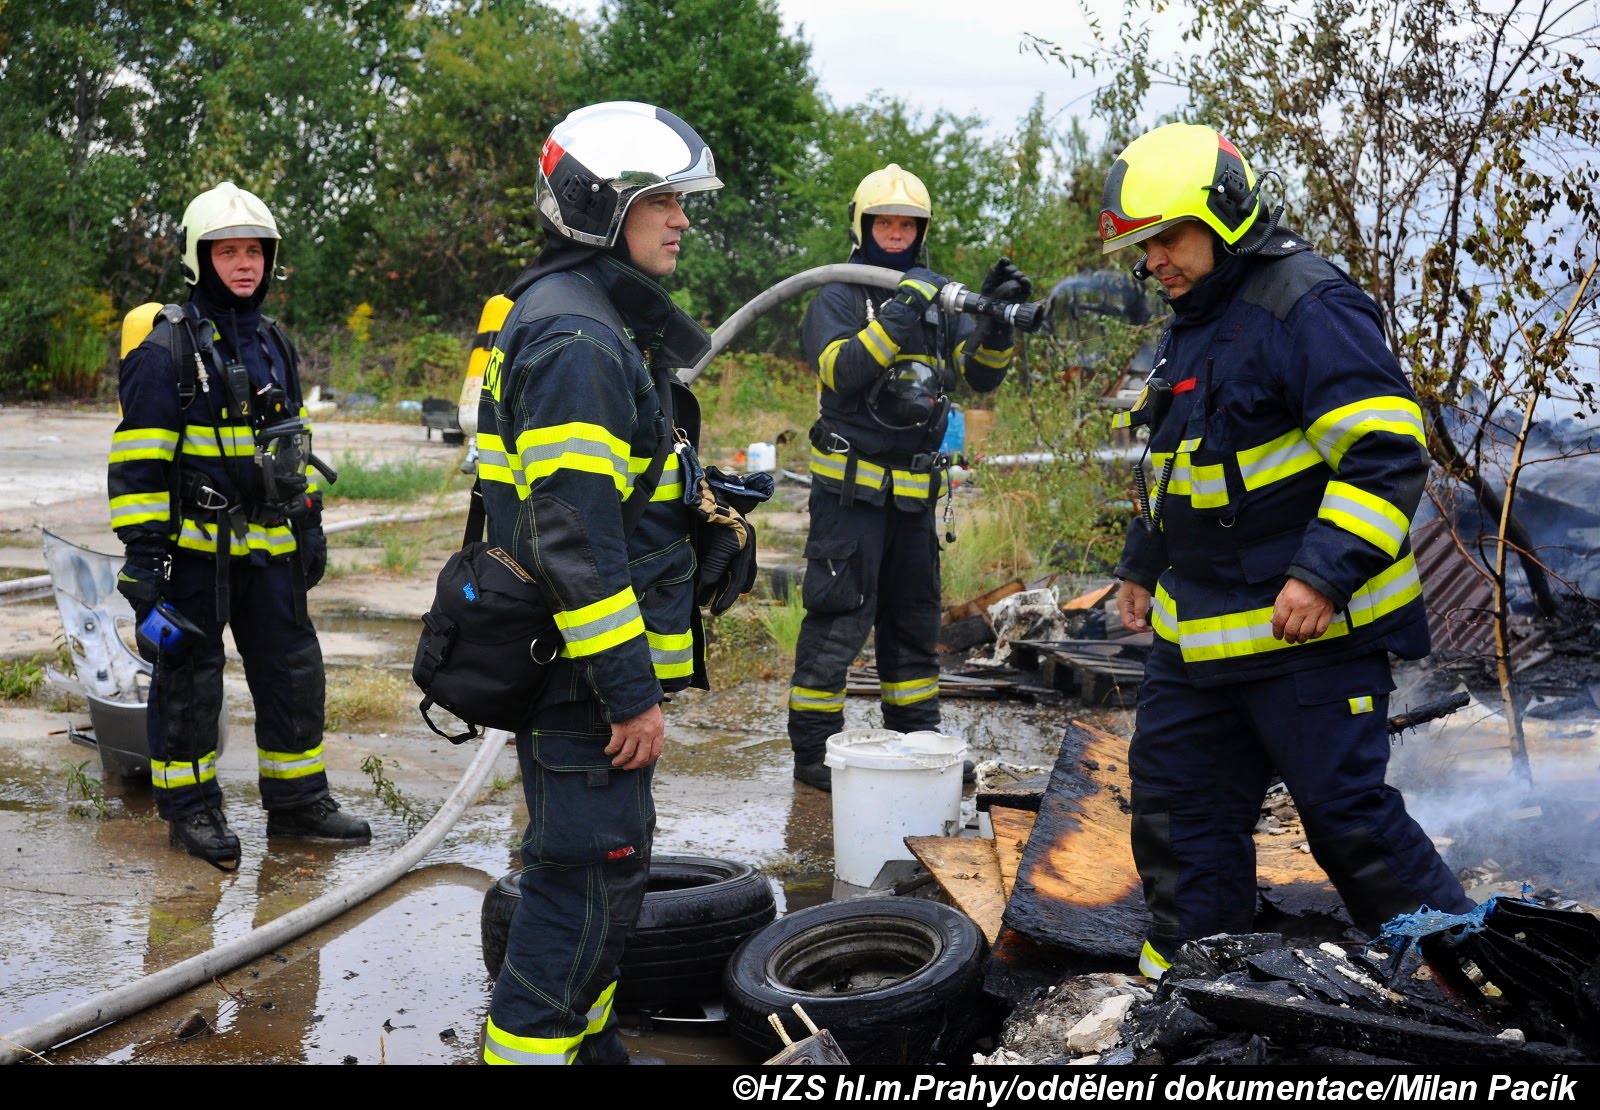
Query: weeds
62,758,108,819
381,528,423,575
330,456,463,502
324,667,412,731
756,590,806,659
939,493,1037,605
0,656,45,702
360,754,426,833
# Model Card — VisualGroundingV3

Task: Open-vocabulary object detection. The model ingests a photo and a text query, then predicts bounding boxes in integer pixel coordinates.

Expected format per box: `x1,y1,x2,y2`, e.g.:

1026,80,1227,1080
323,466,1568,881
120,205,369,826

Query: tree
1032,0,1600,780
576,0,824,326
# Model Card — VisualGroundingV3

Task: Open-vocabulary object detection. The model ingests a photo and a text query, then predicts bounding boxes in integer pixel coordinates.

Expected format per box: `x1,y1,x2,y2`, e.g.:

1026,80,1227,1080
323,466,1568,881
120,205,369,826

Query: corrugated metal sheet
1412,517,1546,669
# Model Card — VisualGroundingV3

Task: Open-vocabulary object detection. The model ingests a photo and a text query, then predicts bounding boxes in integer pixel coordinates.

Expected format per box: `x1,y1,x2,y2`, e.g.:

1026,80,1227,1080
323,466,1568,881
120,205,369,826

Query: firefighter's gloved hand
878,267,949,342
981,257,1033,305
298,527,328,590
697,513,757,616
116,548,166,624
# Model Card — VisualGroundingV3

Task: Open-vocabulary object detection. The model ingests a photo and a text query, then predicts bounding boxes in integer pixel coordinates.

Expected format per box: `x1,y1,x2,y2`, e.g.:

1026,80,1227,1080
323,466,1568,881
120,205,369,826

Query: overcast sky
565,0,1153,143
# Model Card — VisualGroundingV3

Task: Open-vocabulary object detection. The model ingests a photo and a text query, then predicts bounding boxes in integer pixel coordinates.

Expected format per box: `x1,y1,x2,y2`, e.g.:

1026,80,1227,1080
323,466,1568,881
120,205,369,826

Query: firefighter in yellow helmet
785,164,1032,791
108,182,369,870
1101,123,1472,978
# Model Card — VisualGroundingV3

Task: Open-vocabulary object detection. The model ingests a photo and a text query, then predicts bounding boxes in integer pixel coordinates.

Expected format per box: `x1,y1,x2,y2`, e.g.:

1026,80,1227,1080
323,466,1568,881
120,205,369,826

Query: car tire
481,855,776,1011
722,897,989,1065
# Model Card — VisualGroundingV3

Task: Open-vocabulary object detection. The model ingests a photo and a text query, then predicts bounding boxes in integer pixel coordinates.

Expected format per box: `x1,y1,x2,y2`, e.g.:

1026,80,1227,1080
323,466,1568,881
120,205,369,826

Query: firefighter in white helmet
785,164,1031,792
108,182,369,870
477,102,741,1066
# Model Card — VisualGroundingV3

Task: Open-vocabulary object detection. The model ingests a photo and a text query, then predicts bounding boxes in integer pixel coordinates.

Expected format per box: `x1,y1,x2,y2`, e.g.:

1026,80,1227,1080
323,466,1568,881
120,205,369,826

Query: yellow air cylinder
459,294,514,437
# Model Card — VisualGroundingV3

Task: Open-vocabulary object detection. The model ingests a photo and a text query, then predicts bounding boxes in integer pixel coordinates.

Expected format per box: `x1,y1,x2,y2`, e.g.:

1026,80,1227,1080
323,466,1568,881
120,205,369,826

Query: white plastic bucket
746,441,777,473
824,728,966,886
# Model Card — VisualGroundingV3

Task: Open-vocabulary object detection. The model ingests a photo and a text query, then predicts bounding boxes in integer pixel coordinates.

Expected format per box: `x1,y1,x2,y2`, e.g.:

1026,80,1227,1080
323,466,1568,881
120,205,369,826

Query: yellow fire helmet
848,163,932,249
179,182,281,284
1098,123,1261,255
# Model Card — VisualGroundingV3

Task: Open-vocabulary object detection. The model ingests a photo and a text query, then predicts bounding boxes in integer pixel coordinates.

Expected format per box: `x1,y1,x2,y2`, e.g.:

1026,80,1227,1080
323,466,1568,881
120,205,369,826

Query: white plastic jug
746,441,777,473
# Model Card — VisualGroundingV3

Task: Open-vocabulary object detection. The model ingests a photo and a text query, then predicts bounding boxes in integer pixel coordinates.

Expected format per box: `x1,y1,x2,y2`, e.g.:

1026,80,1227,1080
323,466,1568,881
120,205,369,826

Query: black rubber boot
266,796,372,845
962,759,976,785
793,761,832,793
169,807,241,872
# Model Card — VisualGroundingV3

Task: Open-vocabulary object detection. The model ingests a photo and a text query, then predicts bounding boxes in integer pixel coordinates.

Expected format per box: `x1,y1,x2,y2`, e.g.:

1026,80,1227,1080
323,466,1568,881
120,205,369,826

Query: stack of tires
480,855,776,1013
480,861,993,1065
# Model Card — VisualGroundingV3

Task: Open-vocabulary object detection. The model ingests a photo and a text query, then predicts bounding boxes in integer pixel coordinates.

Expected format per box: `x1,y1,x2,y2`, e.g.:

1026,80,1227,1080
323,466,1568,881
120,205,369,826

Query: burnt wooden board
905,835,1005,944
976,773,1049,814
1002,720,1338,962
988,806,1035,900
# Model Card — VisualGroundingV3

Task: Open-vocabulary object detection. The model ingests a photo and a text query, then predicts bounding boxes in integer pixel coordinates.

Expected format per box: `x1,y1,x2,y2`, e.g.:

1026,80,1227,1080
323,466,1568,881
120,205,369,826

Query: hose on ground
0,727,510,1065
683,264,902,383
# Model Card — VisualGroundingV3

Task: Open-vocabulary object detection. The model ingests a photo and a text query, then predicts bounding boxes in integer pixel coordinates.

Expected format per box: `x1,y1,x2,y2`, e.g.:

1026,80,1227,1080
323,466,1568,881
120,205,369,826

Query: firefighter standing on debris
1101,123,1473,978
786,164,1031,792
108,182,370,870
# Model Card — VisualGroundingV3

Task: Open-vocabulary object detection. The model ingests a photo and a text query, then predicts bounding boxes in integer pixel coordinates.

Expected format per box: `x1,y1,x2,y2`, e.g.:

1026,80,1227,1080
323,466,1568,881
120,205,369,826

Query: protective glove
116,547,166,623
696,513,758,616
298,526,328,590
981,257,1034,305
877,266,949,343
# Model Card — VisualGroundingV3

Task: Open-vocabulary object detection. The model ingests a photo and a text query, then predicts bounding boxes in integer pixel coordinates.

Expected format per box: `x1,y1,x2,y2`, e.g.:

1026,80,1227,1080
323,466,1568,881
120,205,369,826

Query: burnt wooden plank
976,774,1049,814
1002,720,1341,963
1174,979,1592,1066
906,835,1006,944
1001,721,1148,959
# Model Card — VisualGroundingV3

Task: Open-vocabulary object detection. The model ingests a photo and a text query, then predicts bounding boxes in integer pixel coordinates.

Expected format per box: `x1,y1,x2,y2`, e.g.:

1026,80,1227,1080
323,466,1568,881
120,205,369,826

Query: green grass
0,656,46,702
325,667,413,731
939,494,1038,606
328,456,463,501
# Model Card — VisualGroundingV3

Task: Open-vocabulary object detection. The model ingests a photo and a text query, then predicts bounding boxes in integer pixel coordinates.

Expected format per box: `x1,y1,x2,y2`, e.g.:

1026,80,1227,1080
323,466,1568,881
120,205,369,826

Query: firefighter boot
169,807,242,872
793,761,832,793
266,795,372,845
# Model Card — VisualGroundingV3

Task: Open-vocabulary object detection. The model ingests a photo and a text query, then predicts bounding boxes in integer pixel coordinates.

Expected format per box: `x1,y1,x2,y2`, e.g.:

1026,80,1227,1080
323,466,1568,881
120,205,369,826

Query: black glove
116,547,166,623
877,266,949,341
697,514,758,616
981,257,1033,305
298,527,328,590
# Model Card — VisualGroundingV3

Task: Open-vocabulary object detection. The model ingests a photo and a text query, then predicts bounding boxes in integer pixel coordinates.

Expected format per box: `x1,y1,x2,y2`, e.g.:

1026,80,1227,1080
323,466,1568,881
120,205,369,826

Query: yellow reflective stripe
1111,411,1133,429
151,754,218,789
648,629,694,679
899,278,938,301
1149,453,1194,495
181,424,254,456
174,517,296,556
970,342,1013,370
515,421,632,493
482,1015,579,1066
630,450,682,502
1306,396,1425,471
809,445,887,490
1139,941,1172,979
110,427,179,462
858,321,897,369
818,338,846,389
881,676,938,706
1174,598,1351,662
1237,429,1322,490
109,491,170,528
1150,586,1179,644
475,432,525,495
586,981,616,1034
1349,696,1374,715
1345,552,1421,627
788,685,846,712
1189,461,1229,508
555,587,643,657
890,469,932,499
1318,480,1410,558
259,745,325,781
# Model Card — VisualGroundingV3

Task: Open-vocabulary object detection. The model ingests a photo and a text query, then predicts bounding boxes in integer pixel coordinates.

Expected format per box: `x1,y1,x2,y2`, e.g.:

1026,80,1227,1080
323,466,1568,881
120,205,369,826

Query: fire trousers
1128,643,1473,965
484,702,654,1065
786,487,941,765
146,553,327,820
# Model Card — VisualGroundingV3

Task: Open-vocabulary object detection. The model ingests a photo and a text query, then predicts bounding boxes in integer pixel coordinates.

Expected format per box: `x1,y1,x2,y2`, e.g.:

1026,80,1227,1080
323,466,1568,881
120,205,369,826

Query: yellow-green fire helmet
1098,123,1260,255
